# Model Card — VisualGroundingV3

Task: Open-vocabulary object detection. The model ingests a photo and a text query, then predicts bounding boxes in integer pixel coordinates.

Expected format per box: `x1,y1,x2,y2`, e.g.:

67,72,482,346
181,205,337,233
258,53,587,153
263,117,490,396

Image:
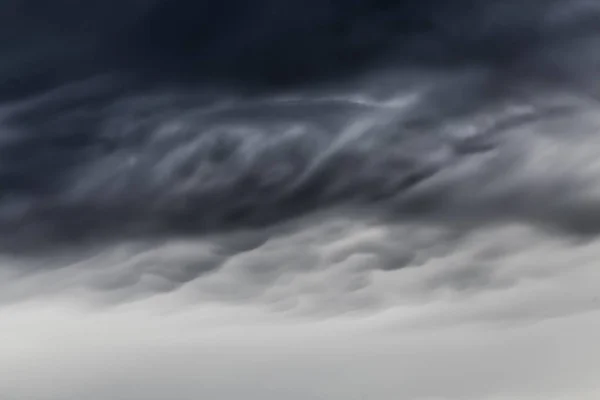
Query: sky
1,1,600,399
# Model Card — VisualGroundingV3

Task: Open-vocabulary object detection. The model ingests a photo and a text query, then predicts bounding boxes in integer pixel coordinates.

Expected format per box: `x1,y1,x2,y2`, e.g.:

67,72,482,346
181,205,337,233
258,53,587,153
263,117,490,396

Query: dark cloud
1,0,593,97
4,5,600,400
1,0,600,300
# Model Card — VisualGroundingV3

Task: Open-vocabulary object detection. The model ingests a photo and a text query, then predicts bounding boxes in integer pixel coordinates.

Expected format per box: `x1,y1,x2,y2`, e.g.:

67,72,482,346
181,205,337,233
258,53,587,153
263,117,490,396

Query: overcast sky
2,1,600,399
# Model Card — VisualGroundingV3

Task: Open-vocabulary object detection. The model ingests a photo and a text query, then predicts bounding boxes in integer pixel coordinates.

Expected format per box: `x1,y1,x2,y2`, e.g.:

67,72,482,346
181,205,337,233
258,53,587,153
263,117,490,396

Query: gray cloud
2,1,600,399
0,264,599,400
3,74,600,312
1,0,600,251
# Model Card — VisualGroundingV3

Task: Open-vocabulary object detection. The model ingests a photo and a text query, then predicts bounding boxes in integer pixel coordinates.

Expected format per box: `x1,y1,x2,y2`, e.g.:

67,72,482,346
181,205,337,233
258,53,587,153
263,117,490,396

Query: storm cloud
1,0,600,399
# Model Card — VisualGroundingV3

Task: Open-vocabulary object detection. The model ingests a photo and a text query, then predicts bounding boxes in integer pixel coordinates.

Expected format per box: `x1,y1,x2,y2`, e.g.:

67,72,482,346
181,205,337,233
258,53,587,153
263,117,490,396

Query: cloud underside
3,75,600,399
2,1,600,399
1,230,599,400
3,77,600,308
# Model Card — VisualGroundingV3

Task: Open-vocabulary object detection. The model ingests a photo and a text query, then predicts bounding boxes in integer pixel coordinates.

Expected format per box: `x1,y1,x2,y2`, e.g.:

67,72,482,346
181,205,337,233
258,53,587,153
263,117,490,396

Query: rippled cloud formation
1,1,600,399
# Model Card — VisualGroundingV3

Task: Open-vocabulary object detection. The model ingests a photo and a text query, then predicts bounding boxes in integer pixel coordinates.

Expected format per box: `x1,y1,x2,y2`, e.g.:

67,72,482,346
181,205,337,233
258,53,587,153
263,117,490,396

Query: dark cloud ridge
1,0,600,255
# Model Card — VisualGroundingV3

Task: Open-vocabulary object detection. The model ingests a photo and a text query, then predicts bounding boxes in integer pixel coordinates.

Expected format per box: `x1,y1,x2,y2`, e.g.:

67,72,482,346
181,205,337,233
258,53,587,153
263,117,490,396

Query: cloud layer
2,0,600,399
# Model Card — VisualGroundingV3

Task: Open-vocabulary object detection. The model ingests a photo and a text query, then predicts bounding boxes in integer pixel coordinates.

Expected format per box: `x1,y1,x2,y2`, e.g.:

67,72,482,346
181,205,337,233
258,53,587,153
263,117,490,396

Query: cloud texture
1,0,600,399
